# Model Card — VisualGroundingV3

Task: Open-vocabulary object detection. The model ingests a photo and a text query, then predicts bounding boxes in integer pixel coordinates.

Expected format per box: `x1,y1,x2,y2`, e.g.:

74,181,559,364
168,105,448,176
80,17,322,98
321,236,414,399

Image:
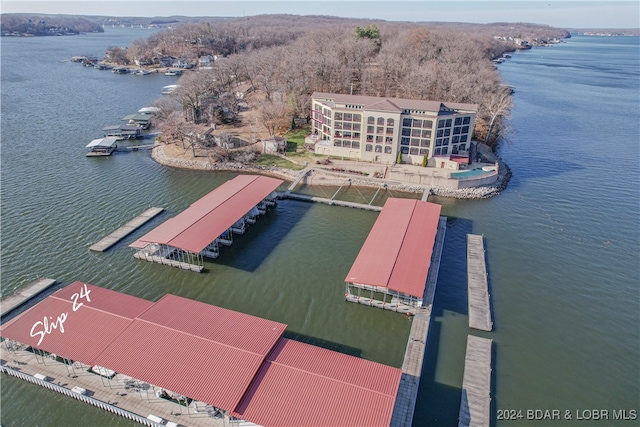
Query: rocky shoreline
151,143,512,200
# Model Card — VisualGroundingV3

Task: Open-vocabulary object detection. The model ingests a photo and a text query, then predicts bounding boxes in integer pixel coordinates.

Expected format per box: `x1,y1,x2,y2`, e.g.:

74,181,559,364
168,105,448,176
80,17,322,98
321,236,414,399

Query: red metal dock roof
233,338,402,427
1,283,403,426
0,282,154,364
345,198,442,298
130,175,283,253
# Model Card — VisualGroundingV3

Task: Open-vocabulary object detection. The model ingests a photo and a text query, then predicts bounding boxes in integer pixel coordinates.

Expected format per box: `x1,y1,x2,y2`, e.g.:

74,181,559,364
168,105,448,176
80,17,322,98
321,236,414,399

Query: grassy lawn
254,154,306,171
284,127,310,149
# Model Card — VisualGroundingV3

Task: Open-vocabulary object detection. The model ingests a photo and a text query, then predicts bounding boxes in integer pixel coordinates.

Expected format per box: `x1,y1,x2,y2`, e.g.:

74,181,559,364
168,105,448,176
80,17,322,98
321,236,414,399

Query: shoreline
151,142,512,200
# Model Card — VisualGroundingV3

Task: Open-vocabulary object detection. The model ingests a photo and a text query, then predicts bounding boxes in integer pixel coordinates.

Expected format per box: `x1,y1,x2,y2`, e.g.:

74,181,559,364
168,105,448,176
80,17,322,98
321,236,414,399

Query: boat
164,69,182,76
161,84,179,95
112,67,130,74
133,69,151,76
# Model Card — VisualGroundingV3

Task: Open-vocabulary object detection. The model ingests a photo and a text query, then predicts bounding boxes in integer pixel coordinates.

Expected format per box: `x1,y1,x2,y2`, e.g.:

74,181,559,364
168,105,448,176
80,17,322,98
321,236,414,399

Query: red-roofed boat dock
129,175,282,272
345,198,446,315
1,281,402,427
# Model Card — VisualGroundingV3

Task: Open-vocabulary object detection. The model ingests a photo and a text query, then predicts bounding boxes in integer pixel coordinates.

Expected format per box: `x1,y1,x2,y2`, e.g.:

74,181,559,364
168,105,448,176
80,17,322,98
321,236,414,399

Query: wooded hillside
1,14,103,36
119,15,571,147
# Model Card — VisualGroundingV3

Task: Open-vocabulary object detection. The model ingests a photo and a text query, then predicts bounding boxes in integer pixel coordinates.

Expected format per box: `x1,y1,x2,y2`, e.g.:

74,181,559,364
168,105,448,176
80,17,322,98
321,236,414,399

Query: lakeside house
308,92,477,167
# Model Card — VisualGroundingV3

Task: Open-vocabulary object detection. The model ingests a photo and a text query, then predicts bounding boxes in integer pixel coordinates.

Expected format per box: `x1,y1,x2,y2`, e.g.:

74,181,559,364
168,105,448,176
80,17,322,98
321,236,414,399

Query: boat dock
458,335,493,427
390,217,447,427
467,234,493,331
0,278,57,318
89,207,164,252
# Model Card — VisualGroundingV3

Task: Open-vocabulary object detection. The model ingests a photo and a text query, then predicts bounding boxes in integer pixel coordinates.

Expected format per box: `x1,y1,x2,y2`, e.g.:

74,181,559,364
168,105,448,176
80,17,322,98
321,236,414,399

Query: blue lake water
1,29,638,426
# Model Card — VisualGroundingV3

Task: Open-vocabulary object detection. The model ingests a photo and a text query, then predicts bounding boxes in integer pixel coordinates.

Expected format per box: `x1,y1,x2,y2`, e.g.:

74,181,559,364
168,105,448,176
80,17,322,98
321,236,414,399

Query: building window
334,139,342,147
436,138,442,147
401,137,410,146
366,135,373,142
463,116,471,125
434,148,441,155
343,141,352,148
459,135,468,143
437,129,444,138
422,130,431,138
401,146,409,154
459,143,466,151
375,145,382,153
403,118,412,127
423,120,433,128
410,147,419,155
384,146,392,154
387,118,394,127
377,117,385,125
452,136,460,143
344,113,352,122
410,138,420,147
368,116,375,124
444,129,451,137
343,122,352,131
377,126,384,134
353,123,361,131
353,114,361,122
453,126,461,135
419,148,429,156
455,117,462,126
442,146,448,154
437,120,446,128
376,135,383,143
335,112,343,121
365,144,373,152
385,137,393,144
420,140,430,147
353,141,360,149
367,126,374,133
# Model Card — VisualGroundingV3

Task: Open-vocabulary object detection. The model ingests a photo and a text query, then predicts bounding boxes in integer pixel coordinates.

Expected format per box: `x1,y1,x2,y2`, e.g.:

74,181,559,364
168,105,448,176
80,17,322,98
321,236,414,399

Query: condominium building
310,92,478,165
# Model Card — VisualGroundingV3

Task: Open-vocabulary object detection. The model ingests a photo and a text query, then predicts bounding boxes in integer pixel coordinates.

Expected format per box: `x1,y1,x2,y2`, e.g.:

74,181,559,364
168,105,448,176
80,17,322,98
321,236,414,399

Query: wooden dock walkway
458,335,492,427
282,192,383,211
467,234,493,331
89,207,164,252
390,217,447,427
0,278,57,318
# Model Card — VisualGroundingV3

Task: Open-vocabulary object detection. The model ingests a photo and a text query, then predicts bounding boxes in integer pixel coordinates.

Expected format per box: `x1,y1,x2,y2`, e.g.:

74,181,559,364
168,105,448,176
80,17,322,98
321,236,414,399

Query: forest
0,14,103,36
109,15,571,149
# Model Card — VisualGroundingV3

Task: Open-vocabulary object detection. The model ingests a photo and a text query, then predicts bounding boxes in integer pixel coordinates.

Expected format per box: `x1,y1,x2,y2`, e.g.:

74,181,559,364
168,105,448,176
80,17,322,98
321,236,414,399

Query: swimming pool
450,167,496,179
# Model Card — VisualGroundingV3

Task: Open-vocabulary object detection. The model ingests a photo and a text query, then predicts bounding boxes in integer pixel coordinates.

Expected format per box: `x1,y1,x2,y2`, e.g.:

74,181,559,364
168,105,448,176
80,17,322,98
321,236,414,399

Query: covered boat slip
86,137,118,156
129,175,282,272
1,282,402,427
345,198,442,314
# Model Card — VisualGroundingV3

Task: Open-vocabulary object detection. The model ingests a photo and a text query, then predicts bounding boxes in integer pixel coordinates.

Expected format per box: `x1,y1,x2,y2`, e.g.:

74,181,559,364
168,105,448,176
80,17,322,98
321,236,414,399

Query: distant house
262,137,287,155
198,55,215,68
172,58,192,69
234,83,254,100
157,56,175,67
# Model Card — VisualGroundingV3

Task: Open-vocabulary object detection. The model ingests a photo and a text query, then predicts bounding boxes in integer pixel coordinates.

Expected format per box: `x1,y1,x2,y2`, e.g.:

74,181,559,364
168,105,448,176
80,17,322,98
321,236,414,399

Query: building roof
312,91,478,114
233,338,402,427
86,137,118,148
130,175,283,253
91,294,287,412
0,282,154,364
345,198,442,298
1,282,403,426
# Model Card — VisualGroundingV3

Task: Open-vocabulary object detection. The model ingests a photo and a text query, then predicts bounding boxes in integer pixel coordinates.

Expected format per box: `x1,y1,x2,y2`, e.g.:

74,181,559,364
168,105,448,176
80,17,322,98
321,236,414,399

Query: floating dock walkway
282,192,383,211
89,207,164,252
467,234,493,331
458,335,493,427
0,278,57,318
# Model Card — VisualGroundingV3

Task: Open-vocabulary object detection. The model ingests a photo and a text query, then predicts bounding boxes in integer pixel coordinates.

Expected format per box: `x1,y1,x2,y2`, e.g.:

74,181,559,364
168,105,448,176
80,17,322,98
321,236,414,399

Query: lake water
1,29,638,426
